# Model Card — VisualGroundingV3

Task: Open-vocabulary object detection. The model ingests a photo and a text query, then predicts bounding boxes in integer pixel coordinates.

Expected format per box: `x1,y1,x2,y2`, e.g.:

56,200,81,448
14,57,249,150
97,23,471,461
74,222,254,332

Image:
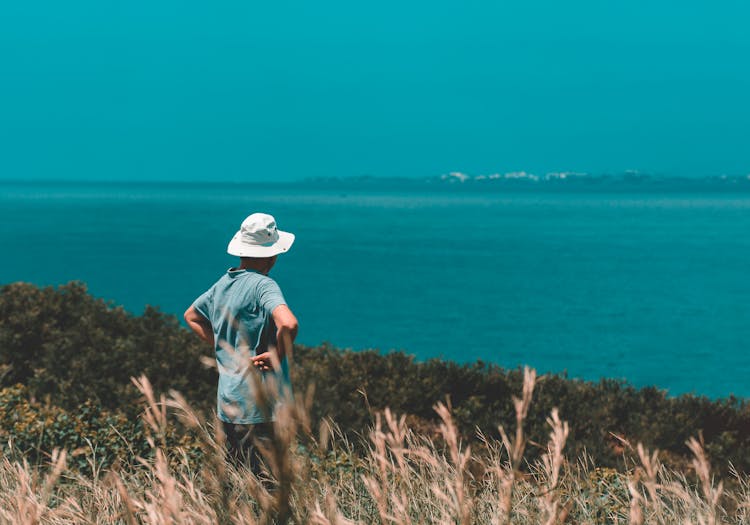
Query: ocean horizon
3,180,749,399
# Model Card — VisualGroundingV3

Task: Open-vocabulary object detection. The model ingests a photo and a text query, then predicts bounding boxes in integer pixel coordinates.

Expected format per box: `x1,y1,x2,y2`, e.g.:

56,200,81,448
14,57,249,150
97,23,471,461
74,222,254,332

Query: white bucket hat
227,213,295,257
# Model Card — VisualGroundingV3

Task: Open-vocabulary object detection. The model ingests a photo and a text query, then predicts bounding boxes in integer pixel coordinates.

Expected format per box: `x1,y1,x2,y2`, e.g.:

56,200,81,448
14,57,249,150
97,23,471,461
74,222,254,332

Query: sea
2,180,750,398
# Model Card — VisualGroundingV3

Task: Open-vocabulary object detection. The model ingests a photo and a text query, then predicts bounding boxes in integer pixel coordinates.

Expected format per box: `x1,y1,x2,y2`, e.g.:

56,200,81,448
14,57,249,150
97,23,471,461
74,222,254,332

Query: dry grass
1,367,749,524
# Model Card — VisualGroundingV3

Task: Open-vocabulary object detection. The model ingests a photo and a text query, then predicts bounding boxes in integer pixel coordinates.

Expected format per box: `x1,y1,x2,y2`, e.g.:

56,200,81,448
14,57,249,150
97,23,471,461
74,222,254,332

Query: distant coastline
299,171,750,192
5,171,750,192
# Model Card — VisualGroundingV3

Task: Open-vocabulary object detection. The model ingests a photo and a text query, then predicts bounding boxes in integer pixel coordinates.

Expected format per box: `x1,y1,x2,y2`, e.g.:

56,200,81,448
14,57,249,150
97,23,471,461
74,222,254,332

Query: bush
0,383,202,473
294,345,750,471
0,281,215,416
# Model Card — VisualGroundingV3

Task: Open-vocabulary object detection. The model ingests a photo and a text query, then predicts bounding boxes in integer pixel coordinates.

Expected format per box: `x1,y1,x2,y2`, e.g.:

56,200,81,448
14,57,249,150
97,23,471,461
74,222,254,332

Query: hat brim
227,230,295,257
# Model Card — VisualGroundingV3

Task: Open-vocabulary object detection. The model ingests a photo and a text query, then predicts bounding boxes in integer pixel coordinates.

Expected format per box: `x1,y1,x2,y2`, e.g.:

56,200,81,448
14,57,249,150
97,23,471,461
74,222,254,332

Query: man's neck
238,262,269,275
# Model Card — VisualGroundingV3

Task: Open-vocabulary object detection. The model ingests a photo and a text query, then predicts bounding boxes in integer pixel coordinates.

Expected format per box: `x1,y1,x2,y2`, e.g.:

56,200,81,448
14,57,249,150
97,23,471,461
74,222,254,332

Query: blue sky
1,0,749,181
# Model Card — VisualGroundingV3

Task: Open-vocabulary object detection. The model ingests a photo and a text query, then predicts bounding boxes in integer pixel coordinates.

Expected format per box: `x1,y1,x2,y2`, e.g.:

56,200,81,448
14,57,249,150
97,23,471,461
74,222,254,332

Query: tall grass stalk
3,367,750,524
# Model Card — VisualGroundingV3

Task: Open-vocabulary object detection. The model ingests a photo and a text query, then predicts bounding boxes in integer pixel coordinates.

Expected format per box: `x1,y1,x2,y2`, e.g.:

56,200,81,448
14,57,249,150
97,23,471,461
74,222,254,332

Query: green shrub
0,383,203,473
0,281,215,416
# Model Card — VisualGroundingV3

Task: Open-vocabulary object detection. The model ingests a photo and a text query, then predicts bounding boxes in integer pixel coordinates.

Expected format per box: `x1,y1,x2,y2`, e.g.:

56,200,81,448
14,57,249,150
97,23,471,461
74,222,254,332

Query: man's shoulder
258,273,280,285
224,270,283,294
254,275,284,298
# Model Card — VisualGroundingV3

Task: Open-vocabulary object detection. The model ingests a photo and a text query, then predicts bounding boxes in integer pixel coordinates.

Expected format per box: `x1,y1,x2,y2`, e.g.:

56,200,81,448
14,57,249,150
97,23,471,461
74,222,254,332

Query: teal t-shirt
192,268,291,424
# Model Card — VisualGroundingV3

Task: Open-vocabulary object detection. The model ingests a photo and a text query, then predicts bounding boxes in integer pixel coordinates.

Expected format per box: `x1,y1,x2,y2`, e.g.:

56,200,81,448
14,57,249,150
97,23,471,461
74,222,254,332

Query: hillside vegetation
3,282,750,523
1,281,749,474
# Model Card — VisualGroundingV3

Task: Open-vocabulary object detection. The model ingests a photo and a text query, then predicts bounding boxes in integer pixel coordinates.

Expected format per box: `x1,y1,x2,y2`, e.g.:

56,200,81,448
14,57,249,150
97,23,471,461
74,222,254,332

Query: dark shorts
222,421,275,476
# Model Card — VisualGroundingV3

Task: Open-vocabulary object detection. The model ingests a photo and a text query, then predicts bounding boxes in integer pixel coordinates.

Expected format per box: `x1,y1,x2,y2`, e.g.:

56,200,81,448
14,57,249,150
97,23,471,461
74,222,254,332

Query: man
184,212,299,472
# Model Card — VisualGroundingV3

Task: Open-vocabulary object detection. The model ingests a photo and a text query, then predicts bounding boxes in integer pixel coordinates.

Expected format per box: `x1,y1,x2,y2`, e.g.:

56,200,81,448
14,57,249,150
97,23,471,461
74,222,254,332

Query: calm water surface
2,182,749,397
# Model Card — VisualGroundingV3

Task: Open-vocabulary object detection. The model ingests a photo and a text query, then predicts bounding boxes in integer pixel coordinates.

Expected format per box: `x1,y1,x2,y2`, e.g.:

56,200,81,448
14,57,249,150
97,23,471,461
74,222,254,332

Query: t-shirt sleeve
191,287,213,320
258,278,286,314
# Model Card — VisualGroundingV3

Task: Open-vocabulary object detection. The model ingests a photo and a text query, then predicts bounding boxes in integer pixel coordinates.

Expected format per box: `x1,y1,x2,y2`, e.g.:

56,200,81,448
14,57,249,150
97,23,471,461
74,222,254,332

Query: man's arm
272,304,298,358
252,304,298,371
184,306,214,346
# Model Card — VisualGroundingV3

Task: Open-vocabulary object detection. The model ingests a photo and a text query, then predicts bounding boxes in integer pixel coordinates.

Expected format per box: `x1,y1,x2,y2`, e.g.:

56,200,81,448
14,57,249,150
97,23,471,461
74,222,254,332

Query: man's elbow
281,319,298,332
185,306,205,324
279,319,299,338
